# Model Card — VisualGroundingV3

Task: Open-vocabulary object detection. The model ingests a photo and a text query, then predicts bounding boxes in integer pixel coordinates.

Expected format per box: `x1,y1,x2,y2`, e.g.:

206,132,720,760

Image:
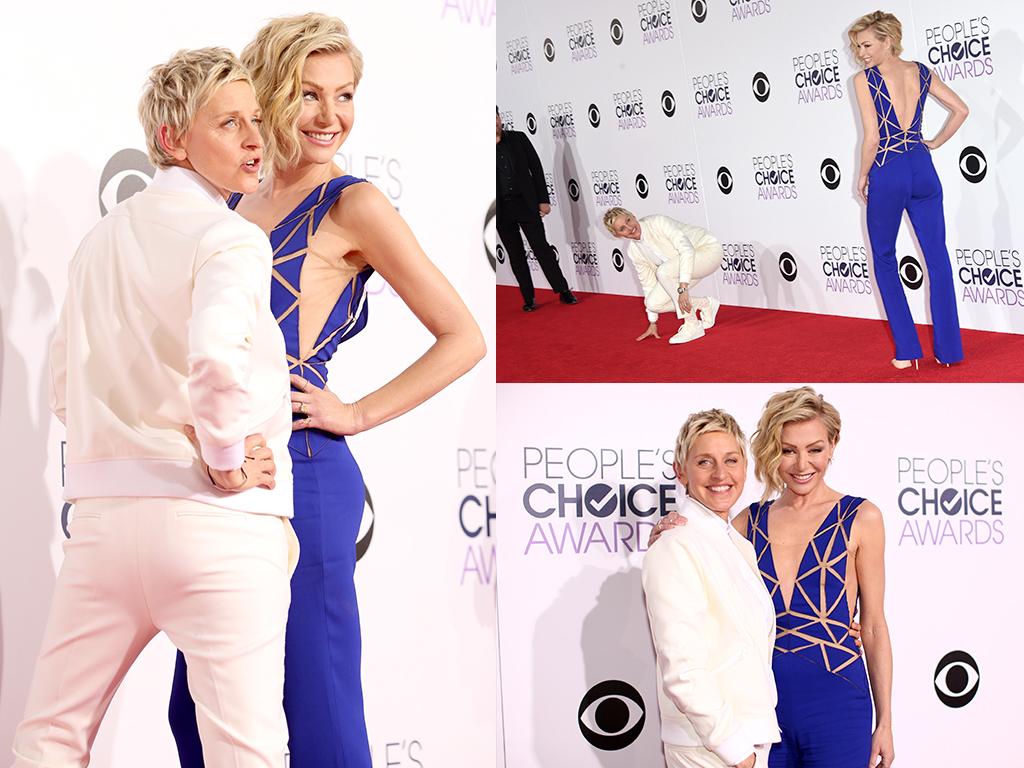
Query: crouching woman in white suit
642,409,779,768
604,208,723,344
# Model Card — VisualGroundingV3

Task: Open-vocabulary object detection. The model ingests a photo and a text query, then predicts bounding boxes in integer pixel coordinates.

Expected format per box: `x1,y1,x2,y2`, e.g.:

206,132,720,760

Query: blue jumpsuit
168,175,374,768
865,62,963,364
747,496,873,768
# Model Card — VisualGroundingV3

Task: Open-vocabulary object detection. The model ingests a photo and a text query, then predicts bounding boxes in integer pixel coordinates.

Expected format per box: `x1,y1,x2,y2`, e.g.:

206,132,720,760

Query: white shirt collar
676,484,734,533
148,166,228,207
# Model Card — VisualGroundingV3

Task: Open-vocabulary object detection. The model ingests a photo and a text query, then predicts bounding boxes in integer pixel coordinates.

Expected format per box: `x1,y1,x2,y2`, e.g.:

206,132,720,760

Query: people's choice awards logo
99,148,155,216
693,72,732,118
506,36,533,75
458,448,495,586
548,102,577,139
690,0,707,24
934,651,980,708
778,251,798,282
751,71,771,103
484,200,496,272
793,49,843,103
896,456,1005,546
959,146,987,183
637,0,675,44
955,247,1023,308
820,158,841,190
722,242,759,287
819,245,871,295
899,254,923,290
566,19,598,62
731,0,773,22
925,16,994,81
753,153,797,200
613,88,646,130
578,680,647,750
717,166,734,195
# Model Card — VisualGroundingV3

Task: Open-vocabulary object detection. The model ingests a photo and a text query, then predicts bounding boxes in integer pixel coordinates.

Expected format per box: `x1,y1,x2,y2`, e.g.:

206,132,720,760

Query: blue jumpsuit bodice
747,496,872,768
866,62,930,167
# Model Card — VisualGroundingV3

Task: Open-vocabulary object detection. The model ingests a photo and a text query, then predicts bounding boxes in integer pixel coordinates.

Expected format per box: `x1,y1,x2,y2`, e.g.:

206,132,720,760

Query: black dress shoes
559,290,578,305
523,301,538,312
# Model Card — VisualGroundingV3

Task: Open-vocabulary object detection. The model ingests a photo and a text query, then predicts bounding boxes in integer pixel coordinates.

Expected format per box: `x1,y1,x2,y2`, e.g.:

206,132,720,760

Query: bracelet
207,463,248,491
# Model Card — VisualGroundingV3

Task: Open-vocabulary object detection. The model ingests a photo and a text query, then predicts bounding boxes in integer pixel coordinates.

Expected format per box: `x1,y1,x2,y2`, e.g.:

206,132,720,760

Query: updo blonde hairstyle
848,11,903,60
751,387,841,501
674,408,747,474
242,13,365,171
602,206,635,235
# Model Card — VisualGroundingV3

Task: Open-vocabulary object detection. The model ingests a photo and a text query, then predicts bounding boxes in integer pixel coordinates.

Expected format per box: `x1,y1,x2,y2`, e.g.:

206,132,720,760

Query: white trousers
12,497,297,768
645,241,724,322
664,743,771,768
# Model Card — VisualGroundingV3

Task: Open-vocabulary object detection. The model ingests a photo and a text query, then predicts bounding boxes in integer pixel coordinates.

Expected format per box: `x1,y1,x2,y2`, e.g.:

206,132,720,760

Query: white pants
645,241,724,322
12,497,297,768
664,742,771,768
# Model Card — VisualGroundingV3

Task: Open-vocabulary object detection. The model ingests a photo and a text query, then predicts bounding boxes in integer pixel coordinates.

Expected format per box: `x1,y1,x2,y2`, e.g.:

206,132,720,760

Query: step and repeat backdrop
0,2,496,767
497,383,1018,767
496,0,1024,334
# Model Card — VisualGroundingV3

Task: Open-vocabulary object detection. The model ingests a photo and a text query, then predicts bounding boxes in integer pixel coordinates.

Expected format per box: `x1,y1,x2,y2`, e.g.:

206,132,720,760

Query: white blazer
642,496,780,765
626,214,721,292
50,167,293,516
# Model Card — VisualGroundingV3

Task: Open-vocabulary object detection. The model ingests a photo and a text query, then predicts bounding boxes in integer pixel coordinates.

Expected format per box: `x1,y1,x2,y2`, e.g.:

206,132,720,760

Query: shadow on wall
554,139,601,294
0,153,57,756
531,560,663,768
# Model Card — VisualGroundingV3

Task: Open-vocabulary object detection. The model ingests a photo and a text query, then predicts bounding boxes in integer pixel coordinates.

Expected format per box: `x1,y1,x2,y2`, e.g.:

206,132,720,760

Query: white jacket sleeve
660,217,697,284
642,536,755,766
48,299,69,425
187,227,272,471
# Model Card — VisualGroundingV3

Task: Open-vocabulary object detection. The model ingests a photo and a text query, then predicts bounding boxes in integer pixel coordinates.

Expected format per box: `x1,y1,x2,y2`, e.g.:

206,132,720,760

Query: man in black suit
496,109,577,312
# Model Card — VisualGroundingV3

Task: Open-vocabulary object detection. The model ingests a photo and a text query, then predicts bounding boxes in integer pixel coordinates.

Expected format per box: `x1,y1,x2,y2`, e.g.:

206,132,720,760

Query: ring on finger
300,402,307,415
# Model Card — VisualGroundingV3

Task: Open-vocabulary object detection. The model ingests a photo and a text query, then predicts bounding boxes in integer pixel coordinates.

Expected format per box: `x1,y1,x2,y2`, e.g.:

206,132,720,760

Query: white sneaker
696,297,720,329
669,320,705,345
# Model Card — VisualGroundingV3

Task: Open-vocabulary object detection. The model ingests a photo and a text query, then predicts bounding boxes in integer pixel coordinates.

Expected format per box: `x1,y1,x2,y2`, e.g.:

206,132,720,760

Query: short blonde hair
242,13,365,172
602,206,634,235
674,408,747,471
139,48,252,169
848,11,903,60
751,387,842,501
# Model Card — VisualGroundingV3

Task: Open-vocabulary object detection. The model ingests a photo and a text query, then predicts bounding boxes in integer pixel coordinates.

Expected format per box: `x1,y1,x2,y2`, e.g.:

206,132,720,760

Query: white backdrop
0,2,496,767
497,383,1018,766
497,0,1024,335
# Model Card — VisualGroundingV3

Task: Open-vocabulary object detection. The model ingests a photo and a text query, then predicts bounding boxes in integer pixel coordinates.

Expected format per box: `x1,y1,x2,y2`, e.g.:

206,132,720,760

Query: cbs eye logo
588,103,601,128
690,0,707,23
496,244,506,265
899,254,923,290
567,178,581,202
543,38,556,62
526,112,538,135
578,680,646,750
484,200,497,272
661,90,676,118
752,72,771,103
99,148,155,216
820,158,841,190
716,166,733,195
779,251,798,282
610,18,624,45
612,248,625,272
635,173,650,199
355,484,375,561
934,650,979,708
959,146,987,183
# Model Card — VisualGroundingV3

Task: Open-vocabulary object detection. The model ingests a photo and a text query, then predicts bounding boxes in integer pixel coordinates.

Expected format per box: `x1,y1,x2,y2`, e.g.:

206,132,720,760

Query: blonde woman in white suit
604,208,723,344
643,409,779,768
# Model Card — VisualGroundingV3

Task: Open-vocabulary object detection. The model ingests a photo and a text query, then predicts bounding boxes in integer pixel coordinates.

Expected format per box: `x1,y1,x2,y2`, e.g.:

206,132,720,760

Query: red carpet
497,287,1024,382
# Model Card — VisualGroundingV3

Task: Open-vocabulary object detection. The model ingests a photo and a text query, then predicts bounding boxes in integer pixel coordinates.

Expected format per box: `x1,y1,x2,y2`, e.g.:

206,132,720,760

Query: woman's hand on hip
290,374,362,436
